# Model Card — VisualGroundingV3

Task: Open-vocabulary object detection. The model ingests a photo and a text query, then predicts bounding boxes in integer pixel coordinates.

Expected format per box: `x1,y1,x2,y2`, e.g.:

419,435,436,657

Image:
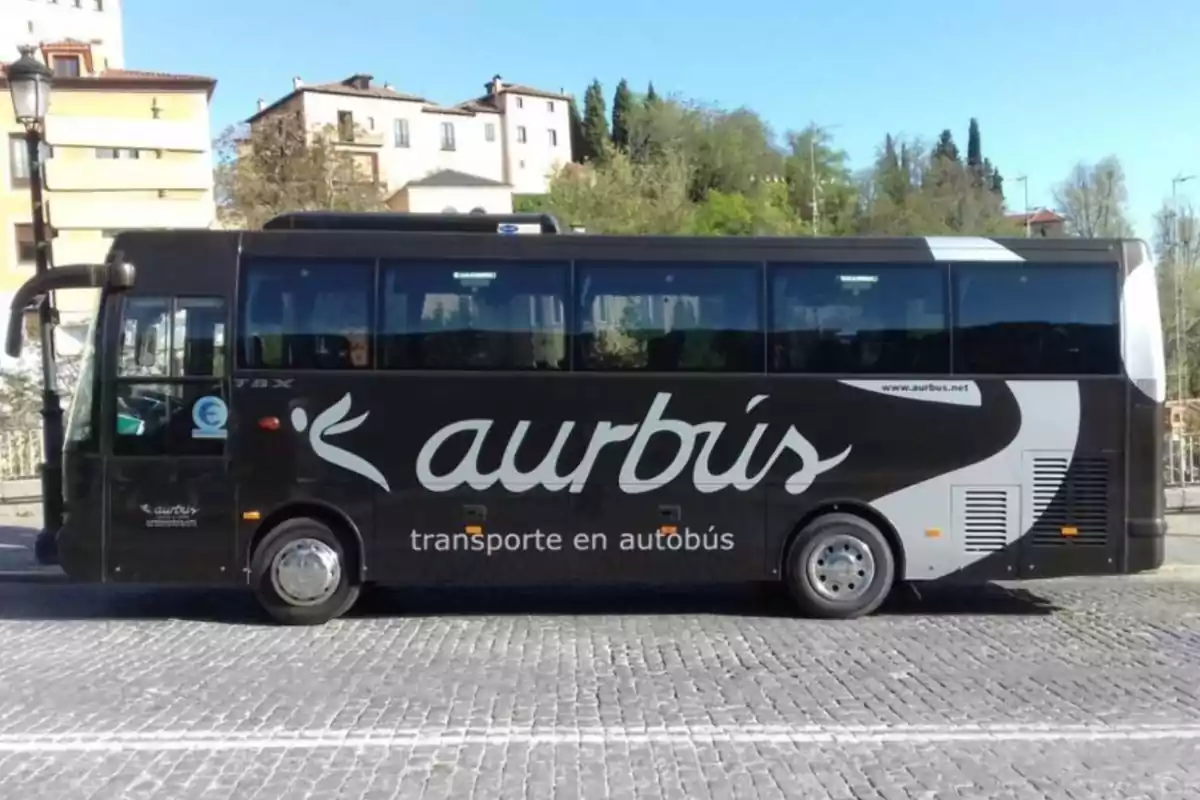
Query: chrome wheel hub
805,532,875,602
271,538,341,606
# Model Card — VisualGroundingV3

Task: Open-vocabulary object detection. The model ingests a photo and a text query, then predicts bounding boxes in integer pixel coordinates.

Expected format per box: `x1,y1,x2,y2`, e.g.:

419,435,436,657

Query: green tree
611,78,633,150
645,81,659,106
1154,200,1200,397
966,118,982,175
931,129,960,164
1052,156,1134,237
213,110,385,230
567,97,585,163
625,97,783,201
782,124,856,234
540,142,695,234
690,182,801,236
854,133,1017,237
580,79,609,163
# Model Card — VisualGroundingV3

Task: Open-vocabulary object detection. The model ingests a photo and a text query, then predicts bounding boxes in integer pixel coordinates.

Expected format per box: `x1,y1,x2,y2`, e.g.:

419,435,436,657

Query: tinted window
575,262,763,371
952,263,1120,375
379,261,568,370
118,296,227,378
770,264,949,374
114,295,227,457
113,382,229,458
239,258,372,370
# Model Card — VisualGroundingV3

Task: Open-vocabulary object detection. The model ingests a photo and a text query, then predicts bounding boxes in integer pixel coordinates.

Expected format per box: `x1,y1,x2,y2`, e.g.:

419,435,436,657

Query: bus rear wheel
250,517,360,625
784,512,895,619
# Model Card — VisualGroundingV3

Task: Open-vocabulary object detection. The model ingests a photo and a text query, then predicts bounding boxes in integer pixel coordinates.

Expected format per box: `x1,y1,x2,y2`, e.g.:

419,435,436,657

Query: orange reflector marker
924,528,941,538
1062,526,1078,537
258,416,281,431
242,510,261,521
465,525,483,536
658,525,678,536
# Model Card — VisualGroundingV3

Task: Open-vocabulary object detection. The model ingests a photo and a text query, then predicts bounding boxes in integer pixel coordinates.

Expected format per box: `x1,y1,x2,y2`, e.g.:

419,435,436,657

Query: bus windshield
65,294,102,444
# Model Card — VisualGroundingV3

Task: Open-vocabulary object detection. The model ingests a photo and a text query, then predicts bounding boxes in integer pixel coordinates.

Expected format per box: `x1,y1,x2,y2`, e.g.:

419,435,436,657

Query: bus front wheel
784,512,895,619
250,517,361,625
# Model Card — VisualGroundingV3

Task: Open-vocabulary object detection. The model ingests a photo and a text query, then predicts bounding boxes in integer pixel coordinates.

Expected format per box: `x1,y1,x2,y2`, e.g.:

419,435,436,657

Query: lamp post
1173,174,1195,402
1014,175,1031,237
7,44,64,565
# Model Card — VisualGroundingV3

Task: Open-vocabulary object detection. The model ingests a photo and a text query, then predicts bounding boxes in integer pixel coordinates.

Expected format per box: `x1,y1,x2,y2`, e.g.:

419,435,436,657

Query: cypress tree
580,79,609,162
966,118,982,171
932,129,960,163
611,79,633,150
567,97,585,163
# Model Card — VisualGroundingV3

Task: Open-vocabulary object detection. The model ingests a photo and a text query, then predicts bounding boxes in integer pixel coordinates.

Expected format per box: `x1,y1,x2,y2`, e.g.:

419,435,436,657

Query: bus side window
769,264,950,375
951,264,1120,375
113,296,228,457
119,298,171,378
378,260,568,371
574,261,763,372
239,259,373,370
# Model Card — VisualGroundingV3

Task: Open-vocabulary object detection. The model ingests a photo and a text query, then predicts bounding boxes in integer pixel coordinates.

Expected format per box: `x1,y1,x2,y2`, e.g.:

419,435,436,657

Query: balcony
46,195,214,230
45,158,213,192
333,130,385,148
45,116,210,153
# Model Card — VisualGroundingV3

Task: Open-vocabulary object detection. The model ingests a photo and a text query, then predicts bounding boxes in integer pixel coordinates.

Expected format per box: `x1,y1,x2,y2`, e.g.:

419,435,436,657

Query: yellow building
0,40,216,354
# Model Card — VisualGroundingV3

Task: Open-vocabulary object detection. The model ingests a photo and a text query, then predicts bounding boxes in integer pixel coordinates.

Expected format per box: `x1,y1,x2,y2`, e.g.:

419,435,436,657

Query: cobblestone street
0,575,1198,798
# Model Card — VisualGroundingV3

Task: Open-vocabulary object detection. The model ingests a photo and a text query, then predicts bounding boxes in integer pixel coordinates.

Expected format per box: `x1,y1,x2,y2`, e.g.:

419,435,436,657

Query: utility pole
809,128,819,236
1014,175,1031,237
1173,174,1195,401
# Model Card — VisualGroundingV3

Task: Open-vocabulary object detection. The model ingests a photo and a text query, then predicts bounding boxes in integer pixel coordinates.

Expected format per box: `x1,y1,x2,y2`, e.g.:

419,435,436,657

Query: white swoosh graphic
310,393,391,492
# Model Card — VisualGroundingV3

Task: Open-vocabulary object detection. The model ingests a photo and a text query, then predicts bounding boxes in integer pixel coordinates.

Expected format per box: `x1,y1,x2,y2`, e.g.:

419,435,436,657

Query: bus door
102,294,237,584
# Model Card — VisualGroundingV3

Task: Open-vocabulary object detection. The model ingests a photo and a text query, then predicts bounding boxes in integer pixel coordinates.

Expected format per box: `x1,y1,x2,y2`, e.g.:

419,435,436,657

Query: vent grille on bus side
1029,456,1110,547
955,487,1016,553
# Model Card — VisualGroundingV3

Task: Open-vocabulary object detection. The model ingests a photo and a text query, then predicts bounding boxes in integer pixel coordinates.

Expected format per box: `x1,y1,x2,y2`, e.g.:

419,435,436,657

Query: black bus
4,213,1167,624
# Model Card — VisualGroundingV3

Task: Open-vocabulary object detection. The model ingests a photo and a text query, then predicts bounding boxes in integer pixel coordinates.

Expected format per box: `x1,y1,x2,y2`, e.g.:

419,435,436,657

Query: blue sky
126,0,1197,242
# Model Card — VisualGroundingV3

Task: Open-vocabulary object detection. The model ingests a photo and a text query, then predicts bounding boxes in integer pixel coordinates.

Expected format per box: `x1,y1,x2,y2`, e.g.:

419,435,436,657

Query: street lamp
1013,175,1031,237
6,44,65,565
808,121,841,236
1172,174,1195,402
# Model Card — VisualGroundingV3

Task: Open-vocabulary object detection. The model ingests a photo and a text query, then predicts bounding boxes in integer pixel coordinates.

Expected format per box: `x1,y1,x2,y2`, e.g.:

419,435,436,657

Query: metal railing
0,428,43,481
1167,433,1200,488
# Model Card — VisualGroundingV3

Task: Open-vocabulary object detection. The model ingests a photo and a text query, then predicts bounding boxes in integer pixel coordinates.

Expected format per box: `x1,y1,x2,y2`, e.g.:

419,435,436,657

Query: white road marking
1,723,1200,752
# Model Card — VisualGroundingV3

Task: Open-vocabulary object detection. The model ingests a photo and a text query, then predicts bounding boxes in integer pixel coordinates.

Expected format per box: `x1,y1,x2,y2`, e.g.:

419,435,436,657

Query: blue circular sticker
191,395,229,439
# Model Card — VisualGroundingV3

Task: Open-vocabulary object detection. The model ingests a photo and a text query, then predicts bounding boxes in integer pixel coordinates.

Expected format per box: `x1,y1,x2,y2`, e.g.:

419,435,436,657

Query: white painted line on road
2,723,1200,752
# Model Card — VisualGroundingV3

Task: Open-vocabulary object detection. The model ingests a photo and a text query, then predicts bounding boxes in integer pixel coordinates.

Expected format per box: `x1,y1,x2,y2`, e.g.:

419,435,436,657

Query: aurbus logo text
301,392,851,495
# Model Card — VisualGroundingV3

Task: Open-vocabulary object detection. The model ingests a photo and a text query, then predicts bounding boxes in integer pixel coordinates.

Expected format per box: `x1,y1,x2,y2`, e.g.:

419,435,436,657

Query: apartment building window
52,56,81,78
485,122,495,142
393,118,409,147
516,97,524,109
95,148,140,159
367,117,375,131
516,126,527,144
95,0,104,9
547,100,555,112
440,122,456,151
548,129,558,147
8,135,29,188
14,225,36,266
337,110,354,142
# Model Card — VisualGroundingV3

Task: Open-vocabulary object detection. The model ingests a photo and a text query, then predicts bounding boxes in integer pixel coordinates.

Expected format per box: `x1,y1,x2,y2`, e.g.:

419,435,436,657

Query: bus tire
250,517,360,626
783,512,895,620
